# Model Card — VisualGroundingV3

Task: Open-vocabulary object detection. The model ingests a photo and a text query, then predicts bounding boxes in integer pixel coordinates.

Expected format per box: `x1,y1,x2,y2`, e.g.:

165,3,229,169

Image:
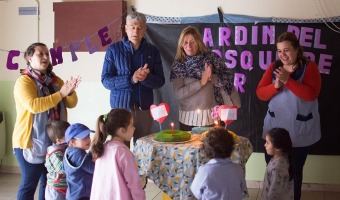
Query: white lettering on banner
220,108,237,121
150,105,168,120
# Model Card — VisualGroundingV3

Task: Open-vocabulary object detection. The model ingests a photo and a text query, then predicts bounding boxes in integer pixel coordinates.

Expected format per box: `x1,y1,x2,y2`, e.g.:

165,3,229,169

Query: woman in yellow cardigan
12,42,81,200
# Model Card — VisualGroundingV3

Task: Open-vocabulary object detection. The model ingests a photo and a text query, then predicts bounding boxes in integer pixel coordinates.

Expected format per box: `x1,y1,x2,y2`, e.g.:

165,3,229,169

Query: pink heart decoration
218,105,238,125
210,105,220,119
150,103,170,124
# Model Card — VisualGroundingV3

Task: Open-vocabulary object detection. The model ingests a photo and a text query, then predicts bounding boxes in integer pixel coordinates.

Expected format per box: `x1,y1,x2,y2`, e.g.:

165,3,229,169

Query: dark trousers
179,122,195,131
14,148,47,200
125,109,153,148
265,146,309,200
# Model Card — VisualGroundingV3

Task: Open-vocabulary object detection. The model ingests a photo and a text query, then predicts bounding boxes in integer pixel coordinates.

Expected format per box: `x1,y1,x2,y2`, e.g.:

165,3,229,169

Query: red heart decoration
150,103,170,124
218,105,238,125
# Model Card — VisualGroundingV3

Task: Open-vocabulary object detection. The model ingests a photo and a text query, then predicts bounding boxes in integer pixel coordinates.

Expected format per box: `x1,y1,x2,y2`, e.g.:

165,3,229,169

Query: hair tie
103,114,108,120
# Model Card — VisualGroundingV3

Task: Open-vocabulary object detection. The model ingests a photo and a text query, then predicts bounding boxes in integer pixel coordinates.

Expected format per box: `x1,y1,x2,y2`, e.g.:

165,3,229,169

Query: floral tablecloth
133,133,253,200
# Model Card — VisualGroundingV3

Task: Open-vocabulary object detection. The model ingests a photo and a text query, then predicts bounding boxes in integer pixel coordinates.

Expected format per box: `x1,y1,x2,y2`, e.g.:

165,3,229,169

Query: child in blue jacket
63,123,95,200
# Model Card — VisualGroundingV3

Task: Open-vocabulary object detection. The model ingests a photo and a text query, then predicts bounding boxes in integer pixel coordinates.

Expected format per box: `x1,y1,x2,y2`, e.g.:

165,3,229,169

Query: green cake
154,129,191,142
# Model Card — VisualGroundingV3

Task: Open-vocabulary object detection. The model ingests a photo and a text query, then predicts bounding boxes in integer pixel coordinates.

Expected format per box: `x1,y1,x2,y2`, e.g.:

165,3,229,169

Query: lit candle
171,122,174,135
214,120,218,127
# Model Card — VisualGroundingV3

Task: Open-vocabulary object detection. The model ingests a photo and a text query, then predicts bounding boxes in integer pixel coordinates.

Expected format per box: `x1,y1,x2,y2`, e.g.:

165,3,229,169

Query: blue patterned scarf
170,51,234,105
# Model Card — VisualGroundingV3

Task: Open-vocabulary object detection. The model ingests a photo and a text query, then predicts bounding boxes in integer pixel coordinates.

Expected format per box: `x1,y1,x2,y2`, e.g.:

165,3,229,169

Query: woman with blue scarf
170,26,240,131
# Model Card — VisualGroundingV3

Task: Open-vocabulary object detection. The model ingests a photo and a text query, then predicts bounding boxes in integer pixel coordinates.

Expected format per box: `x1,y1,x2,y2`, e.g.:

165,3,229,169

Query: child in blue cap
63,123,95,200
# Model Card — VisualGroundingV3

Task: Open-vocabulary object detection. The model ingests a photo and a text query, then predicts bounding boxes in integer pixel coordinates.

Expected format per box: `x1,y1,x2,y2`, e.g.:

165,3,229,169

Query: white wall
1,0,340,183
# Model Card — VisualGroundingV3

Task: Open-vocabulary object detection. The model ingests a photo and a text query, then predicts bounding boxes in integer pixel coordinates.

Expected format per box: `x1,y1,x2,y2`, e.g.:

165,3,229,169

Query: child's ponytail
91,115,108,161
91,109,132,161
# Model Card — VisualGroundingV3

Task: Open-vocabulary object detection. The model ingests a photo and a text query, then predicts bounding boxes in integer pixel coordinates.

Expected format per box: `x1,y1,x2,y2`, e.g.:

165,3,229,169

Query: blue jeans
265,146,309,200
14,148,47,200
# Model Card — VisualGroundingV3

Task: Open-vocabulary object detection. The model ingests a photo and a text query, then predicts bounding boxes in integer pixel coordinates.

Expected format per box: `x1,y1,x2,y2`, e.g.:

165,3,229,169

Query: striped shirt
179,108,214,126
45,144,67,192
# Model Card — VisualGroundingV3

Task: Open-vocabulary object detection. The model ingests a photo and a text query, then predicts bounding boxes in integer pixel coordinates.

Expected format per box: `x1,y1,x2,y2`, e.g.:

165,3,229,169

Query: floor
0,173,339,200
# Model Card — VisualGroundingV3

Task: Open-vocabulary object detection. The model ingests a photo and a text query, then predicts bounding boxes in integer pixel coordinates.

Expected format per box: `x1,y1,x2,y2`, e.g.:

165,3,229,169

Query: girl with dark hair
262,128,294,200
91,108,146,200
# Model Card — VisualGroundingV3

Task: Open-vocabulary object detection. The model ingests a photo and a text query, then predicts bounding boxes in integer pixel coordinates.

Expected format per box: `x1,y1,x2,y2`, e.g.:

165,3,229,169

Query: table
133,133,253,200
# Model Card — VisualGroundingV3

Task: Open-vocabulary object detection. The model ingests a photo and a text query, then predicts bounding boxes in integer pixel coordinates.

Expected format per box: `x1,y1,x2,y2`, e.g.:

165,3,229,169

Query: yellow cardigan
12,75,78,149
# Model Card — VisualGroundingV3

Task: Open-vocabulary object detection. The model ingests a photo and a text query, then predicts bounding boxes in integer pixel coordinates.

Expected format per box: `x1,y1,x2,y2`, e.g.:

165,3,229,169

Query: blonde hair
175,26,209,63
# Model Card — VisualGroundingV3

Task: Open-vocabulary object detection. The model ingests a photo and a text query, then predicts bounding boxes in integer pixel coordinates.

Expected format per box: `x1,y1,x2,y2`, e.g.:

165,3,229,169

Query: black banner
146,22,340,155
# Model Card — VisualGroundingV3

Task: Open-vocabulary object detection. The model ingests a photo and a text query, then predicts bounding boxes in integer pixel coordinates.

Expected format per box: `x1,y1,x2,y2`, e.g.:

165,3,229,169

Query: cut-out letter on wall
50,46,63,66
7,50,21,70
98,26,112,47
69,42,81,61
85,37,99,54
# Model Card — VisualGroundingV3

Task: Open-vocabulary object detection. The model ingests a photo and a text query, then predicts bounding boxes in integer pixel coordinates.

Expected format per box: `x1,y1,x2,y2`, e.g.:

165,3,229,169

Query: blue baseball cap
65,123,94,143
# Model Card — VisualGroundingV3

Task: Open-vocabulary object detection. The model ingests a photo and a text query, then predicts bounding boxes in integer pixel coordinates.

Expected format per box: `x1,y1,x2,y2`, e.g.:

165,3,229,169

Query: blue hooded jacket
63,147,95,200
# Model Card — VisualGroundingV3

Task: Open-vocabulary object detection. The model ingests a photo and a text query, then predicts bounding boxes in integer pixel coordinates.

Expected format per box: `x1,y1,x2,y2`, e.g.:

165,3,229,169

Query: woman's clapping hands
60,76,82,97
200,63,212,86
